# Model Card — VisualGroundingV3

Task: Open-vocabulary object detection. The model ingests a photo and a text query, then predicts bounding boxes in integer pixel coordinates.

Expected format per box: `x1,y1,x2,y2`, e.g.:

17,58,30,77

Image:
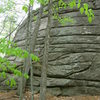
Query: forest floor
0,90,100,100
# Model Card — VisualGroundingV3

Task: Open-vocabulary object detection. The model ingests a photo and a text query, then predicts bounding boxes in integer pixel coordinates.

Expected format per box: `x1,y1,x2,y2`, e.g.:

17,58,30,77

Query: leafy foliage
22,0,94,24
0,38,39,87
0,0,18,38
0,0,15,13
37,0,49,5
52,0,94,24
78,2,94,23
30,0,34,6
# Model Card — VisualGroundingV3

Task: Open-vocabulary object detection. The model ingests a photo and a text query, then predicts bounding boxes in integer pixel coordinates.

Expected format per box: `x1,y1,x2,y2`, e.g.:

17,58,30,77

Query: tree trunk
30,5,43,53
18,5,32,100
17,4,43,99
19,67,24,100
22,4,44,91
39,0,52,100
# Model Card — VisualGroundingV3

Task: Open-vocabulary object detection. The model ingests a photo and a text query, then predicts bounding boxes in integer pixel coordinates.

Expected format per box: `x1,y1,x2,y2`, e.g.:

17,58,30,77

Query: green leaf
88,9,93,13
85,10,89,16
69,2,74,8
24,73,29,79
22,5,28,13
80,7,84,14
37,0,47,5
83,3,88,10
33,16,37,21
0,7,4,13
78,0,81,3
89,9,95,18
32,55,39,61
30,0,34,6
77,3,81,8
2,66,7,71
6,80,10,85
2,72,6,79
10,78,16,87
88,17,92,23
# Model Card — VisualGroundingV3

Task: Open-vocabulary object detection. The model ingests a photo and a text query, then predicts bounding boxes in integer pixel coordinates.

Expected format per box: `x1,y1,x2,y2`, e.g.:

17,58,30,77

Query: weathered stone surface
95,0,100,8
33,62,92,77
27,76,100,96
3,0,100,96
31,76,100,87
61,86,100,96
7,56,16,61
68,62,100,81
33,53,100,79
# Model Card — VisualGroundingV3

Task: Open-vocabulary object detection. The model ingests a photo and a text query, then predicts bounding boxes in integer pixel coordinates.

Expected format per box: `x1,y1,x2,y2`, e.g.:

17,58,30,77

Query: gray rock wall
1,0,100,96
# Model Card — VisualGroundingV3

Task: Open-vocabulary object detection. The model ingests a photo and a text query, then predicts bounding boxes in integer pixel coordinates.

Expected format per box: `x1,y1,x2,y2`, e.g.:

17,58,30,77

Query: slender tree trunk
17,4,43,100
19,67,24,100
29,5,34,100
9,21,11,40
30,58,34,100
30,5,44,100
40,0,52,100
30,5,43,53
22,4,44,91
18,5,32,100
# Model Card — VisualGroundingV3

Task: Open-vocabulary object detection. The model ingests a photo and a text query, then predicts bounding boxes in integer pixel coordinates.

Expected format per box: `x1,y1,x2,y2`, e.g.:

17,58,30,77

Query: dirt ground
0,91,100,100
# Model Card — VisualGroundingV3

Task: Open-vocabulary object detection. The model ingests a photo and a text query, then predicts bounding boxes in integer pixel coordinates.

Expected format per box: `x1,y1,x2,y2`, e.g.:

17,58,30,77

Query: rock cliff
1,0,100,96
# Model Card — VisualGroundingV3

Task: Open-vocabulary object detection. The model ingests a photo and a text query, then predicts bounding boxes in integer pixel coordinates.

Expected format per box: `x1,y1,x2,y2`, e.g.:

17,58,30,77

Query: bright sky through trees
0,0,40,37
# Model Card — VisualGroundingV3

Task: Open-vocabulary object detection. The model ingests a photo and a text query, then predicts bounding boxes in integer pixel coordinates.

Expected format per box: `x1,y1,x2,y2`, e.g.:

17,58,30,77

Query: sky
14,0,40,23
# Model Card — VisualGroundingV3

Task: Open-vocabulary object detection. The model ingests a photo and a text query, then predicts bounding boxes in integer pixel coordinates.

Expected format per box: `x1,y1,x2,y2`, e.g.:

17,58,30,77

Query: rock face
1,0,100,96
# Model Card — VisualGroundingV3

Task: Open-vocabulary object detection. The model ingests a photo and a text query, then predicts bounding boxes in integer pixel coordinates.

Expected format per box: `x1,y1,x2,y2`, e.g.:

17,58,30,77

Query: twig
4,15,26,39
0,16,8,34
